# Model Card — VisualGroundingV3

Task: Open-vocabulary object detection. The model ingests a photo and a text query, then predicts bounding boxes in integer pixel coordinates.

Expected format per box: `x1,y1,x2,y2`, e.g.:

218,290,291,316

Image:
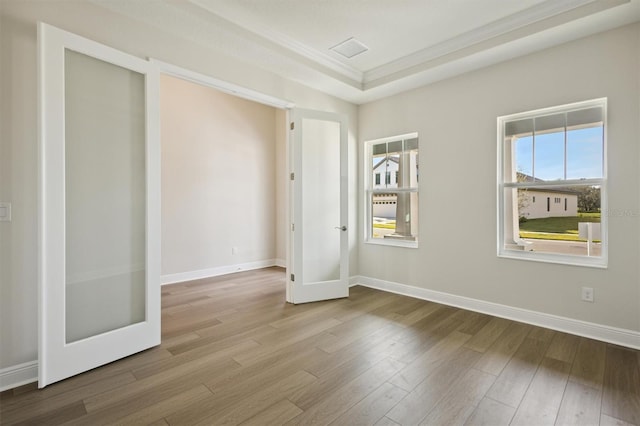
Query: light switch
0,202,11,222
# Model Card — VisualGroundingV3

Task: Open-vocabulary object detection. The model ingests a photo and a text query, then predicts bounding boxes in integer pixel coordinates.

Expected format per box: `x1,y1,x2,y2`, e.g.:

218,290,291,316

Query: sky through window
515,125,603,181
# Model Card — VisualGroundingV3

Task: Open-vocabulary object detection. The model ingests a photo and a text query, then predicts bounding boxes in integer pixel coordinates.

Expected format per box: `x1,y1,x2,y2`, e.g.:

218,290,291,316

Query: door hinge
291,223,295,231
290,122,295,130
290,274,295,282
290,172,295,180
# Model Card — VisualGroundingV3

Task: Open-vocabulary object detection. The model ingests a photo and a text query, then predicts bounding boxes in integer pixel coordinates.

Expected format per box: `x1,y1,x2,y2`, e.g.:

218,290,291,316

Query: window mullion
532,129,536,179
564,112,568,180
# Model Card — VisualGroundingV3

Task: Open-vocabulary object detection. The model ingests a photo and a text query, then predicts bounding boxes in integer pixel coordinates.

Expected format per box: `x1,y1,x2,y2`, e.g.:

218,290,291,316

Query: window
365,133,419,247
375,173,380,185
498,98,606,267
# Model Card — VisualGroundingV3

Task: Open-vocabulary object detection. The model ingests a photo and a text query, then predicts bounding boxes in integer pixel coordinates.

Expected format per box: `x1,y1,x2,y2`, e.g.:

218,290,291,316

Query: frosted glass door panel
65,50,145,343
289,109,347,304
301,118,341,283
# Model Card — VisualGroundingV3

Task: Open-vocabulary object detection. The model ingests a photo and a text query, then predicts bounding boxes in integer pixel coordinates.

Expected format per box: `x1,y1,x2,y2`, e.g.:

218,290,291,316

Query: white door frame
150,63,349,304
150,60,296,290
151,60,295,111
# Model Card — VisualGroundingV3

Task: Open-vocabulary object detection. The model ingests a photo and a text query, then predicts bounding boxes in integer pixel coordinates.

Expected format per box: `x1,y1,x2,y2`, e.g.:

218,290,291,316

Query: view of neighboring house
373,156,401,188
372,156,399,219
370,150,419,241
520,188,579,219
516,172,579,219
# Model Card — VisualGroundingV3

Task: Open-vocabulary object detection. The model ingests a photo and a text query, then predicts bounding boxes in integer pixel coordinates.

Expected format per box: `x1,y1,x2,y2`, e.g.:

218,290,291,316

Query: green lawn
373,218,397,230
519,213,600,241
374,214,602,241
519,232,585,242
373,222,396,229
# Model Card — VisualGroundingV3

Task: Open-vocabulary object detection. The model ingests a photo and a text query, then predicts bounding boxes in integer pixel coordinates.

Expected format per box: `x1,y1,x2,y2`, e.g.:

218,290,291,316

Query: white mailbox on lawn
578,222,601,256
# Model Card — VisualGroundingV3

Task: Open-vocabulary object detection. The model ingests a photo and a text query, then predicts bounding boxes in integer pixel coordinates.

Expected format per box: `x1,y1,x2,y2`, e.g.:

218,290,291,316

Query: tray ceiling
94,0,640,104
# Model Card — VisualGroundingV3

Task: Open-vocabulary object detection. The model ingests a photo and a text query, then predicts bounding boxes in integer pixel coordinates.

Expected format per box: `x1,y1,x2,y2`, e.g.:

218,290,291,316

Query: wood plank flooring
1,267,639,425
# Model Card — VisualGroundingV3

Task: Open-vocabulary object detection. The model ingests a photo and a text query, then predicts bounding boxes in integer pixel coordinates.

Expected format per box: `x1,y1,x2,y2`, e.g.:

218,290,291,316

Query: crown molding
186,0,626,89
364,0,617,84
190,0,364,85
93,0,639,104
364,0,631,89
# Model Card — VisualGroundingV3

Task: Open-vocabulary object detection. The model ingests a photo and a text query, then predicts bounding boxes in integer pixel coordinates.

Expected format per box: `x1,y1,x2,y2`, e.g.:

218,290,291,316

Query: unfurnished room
0,0,639,425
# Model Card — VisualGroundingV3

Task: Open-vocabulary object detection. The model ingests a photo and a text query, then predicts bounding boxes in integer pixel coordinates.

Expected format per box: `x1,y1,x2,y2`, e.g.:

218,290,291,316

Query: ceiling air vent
330,37,368,59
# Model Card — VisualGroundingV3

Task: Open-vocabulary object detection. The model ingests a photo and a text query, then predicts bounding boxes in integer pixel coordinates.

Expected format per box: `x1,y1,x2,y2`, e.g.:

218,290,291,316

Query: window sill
365,239,419,249
498,249,607,268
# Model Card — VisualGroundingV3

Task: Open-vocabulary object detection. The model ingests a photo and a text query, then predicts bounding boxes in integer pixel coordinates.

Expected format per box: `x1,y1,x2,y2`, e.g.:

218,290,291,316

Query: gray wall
0,0,358,371
161,74,280,277
358,23,640,332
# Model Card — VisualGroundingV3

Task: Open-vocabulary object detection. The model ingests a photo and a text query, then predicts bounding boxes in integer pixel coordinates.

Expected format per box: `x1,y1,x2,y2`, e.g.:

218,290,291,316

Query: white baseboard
274,258,286,268
161,259,279,285
353,275,640,350
0,361,38,392
5,274,634,392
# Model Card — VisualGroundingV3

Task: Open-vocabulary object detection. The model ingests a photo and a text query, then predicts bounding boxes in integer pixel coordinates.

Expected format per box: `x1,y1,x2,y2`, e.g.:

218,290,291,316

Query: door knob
335,226,347,231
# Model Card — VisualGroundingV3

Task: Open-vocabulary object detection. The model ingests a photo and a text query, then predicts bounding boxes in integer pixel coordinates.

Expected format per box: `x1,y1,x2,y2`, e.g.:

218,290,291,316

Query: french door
288,109,349,304
38,23,160,387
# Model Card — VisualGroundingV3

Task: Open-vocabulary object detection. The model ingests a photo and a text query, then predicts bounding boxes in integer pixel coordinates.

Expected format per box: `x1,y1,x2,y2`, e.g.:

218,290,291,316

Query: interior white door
288,109,348,304
38,23,160,387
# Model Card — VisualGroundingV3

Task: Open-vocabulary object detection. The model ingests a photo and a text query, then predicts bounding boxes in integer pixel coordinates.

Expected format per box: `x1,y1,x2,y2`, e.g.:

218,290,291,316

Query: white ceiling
193,0,551,71
95,0,640,104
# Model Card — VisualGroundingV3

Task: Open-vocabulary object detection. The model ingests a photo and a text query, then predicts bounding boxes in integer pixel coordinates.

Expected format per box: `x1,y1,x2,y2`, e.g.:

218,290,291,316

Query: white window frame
497,98,608,268
364,132,419,248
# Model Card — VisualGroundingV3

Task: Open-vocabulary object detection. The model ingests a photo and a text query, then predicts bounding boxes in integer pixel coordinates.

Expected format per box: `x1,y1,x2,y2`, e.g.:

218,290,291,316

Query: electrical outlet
581,286,594,302
0,202,11,222
231,246,238,255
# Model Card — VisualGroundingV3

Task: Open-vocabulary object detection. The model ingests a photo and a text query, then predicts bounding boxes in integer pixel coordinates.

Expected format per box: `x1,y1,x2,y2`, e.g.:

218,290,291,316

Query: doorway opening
158,71,289,287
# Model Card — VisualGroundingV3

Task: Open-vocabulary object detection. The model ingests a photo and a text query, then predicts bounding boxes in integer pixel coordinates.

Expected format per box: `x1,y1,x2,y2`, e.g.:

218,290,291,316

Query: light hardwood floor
1,267,639,425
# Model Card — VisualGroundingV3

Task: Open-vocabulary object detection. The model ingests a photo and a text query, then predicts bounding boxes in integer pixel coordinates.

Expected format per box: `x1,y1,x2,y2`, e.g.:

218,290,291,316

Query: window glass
515,135,533,178
567,126,603,179
534,132,564,181
366,134,419,246
498,99,606,266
